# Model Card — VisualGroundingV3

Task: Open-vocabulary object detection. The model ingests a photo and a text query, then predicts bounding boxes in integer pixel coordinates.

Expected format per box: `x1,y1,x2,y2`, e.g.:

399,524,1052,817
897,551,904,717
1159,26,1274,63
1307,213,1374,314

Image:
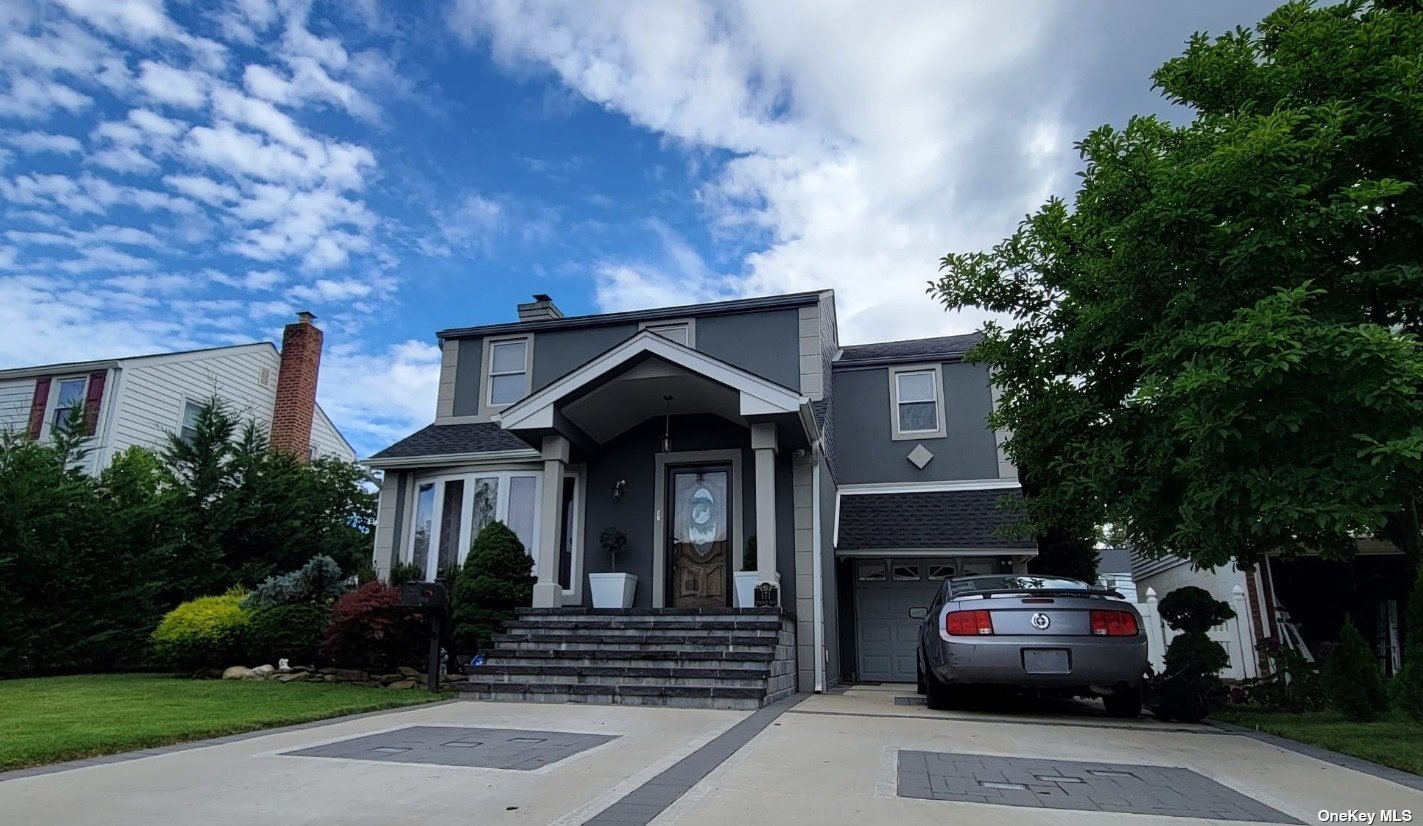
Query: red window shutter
84,371,107,436
27,377,51,440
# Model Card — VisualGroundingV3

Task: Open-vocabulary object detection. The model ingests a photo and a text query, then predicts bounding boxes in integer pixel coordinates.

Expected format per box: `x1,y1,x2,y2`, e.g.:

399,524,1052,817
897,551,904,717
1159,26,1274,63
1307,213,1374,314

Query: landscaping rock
222,666,252,680
334,668,365,682
250,664,276,677
323,674,337,682
276,673,307,682
318,667,337,675
377,673,403,685
397,666,419,677
387,679,417,690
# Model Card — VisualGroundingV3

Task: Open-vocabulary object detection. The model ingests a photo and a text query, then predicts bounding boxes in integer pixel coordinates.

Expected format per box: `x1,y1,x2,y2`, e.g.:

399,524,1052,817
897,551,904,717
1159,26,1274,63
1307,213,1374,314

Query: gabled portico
494,331,817,608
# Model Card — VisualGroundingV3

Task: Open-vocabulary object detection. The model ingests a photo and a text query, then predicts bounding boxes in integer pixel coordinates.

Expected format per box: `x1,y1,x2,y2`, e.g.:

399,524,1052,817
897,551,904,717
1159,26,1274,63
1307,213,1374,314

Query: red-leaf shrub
319,582,424,671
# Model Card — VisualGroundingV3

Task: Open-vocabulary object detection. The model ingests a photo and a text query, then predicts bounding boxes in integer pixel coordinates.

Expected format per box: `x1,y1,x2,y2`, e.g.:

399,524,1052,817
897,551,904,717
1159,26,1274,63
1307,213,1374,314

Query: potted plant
588,527,637,608
735,535,759,608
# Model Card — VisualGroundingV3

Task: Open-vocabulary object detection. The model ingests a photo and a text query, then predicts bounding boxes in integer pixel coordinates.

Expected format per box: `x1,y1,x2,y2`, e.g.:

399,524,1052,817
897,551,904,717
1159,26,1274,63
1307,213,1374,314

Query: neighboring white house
0,312,354,472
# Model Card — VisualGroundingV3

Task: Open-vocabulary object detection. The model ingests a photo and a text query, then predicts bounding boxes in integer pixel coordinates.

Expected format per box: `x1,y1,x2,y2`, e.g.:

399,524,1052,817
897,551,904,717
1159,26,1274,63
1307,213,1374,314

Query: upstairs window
890,365,945,440
179,400,203,444
51,377,89,432
488,338,529,407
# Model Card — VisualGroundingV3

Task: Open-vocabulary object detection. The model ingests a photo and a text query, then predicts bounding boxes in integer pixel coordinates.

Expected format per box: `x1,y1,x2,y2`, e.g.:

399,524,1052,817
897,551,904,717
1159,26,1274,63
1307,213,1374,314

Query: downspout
812,441,826,693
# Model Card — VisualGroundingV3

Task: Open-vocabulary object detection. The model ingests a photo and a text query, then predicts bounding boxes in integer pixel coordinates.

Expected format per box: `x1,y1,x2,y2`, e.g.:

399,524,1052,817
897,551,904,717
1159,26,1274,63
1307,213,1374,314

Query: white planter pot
734,571,759,608
588,573,638,608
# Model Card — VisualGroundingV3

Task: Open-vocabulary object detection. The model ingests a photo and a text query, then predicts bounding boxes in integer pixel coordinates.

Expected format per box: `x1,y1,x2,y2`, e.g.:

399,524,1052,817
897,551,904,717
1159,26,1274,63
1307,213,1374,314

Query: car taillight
946,609,994,636
1090,610,1138,636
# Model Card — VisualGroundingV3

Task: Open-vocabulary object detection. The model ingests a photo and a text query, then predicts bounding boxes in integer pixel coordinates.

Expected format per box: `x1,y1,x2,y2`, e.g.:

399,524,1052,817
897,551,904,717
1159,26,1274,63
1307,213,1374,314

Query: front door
667,465,732,608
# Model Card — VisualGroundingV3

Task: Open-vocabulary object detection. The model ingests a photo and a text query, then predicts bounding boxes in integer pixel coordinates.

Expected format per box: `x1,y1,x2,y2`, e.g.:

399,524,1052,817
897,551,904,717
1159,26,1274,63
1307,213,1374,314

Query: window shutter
84,371,107,436
26,377,51,440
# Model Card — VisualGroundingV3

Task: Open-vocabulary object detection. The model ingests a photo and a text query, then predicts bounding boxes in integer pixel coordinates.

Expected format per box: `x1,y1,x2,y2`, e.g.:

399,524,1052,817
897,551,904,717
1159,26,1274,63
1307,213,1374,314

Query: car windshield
951,576,1094,596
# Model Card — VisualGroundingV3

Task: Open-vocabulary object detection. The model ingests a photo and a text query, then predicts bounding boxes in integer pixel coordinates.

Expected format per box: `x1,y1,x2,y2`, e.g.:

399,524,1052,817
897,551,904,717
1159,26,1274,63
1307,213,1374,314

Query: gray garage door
853,558,958,682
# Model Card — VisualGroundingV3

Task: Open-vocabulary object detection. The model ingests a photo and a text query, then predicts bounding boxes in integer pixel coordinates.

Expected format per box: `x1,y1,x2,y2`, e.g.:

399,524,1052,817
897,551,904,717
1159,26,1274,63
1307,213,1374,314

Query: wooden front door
667,466,731,608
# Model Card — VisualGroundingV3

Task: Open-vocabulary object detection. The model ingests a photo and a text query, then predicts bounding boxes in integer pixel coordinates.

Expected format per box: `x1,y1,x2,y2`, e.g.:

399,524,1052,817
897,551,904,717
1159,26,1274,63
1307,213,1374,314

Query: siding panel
0,377,36,435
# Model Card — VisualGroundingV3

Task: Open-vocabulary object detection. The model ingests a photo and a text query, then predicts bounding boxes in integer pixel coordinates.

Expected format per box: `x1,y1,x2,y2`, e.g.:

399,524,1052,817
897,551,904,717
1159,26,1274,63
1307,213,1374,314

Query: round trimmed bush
245,604,329,666
452,521,535,653
1158,586,1235,633
1323,618,1389,721
151,591,250,671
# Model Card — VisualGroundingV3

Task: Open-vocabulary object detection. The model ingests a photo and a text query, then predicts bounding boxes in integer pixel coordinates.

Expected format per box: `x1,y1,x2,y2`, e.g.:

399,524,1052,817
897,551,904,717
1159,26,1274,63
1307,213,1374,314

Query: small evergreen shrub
151,590,250,671
320,581,424,671
1158,586,1236,634
1392,571,1423,722
452,522,535,653
1157,586,1235,681
245,604,329,666
1323,618,1390,721
1242,638,1324,711
388,560,424,586
243,555,347,611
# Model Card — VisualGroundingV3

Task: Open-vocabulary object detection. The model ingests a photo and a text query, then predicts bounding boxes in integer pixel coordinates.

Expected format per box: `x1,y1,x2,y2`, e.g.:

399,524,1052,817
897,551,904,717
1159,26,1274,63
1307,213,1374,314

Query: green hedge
151,591,250,671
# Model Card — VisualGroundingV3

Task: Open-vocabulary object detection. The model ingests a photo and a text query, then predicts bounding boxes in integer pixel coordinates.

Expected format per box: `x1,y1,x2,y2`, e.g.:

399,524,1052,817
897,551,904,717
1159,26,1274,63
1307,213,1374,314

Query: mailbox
400,580,448,610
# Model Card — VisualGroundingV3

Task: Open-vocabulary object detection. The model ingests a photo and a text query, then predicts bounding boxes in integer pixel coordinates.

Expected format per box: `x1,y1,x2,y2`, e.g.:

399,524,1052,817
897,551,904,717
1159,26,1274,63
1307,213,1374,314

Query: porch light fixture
660,394,673,453
611,479,626,502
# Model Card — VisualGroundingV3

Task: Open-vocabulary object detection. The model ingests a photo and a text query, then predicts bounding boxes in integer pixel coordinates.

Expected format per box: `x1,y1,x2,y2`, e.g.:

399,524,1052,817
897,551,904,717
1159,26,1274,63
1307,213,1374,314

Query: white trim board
835,548,1038,558
836,478,1022,495
363,449,541,469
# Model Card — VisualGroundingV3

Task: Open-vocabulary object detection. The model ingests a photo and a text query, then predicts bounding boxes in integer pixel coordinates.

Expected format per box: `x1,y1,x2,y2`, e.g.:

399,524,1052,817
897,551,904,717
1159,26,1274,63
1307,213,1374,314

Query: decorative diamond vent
907,444,934,469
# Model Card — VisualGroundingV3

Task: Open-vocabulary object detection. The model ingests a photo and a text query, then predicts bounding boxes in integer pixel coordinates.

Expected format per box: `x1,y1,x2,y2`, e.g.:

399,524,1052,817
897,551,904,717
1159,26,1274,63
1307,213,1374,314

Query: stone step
453,680,766,711
504,618,783,633
482,648,775,665
490,632,779,648
491,641,779,655
462,667,767,689
517,607,784,618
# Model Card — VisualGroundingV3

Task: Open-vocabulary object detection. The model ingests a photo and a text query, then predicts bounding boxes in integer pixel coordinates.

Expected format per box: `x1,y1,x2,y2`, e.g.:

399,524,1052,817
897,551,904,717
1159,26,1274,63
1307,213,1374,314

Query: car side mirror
908,607,929,620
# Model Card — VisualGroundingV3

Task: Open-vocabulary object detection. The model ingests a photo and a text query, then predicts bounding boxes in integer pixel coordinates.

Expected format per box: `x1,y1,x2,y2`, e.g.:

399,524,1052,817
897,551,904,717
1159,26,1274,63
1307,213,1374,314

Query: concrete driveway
3,684,1418,825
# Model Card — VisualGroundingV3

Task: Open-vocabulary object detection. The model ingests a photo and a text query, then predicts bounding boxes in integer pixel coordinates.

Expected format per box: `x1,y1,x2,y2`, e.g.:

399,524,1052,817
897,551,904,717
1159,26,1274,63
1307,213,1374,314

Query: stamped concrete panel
284,725,616,771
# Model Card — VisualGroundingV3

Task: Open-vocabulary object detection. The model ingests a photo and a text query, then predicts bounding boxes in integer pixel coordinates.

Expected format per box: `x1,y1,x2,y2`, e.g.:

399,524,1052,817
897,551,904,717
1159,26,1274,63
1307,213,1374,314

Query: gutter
812,444,826,693
362,448,540,469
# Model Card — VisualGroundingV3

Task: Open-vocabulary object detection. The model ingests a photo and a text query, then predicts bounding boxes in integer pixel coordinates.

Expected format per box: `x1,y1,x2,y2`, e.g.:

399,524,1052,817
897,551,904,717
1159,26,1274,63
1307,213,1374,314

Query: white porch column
532,434,569,608
751,423,779,600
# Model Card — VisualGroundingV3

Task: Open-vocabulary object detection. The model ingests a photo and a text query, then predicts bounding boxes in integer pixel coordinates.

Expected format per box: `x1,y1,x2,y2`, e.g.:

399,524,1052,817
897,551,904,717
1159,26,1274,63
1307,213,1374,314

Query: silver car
912,575,1148,717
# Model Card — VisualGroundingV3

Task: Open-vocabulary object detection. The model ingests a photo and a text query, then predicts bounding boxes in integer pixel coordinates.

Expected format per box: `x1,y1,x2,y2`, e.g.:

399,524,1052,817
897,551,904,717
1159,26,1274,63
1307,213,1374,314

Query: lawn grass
0,673,446,772
1215,706,1423,776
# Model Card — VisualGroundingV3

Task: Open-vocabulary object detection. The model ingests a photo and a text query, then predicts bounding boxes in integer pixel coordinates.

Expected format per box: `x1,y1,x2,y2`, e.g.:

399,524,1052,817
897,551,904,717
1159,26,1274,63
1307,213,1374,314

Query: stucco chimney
517,293,563,321
271,311,323,459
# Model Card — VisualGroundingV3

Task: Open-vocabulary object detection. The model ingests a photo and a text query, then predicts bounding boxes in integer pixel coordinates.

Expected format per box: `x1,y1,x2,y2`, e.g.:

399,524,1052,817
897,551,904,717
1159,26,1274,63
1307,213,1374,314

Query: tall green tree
931,0,1423,571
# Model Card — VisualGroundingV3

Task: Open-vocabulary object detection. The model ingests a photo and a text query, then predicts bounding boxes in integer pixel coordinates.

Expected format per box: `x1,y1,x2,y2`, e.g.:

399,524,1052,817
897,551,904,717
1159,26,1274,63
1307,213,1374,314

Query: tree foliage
1391,569,1423,721
930,0,1423,570
0,399,374,676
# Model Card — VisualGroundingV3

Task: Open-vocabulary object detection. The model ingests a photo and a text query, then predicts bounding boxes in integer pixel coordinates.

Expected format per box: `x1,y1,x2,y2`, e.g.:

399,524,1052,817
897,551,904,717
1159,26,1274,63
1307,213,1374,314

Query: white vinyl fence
1138,585,1258,681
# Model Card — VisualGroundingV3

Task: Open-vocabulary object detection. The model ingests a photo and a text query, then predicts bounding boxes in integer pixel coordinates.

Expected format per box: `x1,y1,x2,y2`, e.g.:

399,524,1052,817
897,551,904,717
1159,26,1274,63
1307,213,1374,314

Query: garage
835,487,1039,684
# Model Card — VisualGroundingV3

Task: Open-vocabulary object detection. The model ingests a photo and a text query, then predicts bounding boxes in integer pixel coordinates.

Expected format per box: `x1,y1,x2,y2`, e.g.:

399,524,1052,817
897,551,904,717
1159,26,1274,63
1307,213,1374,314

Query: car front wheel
916,655,927,695
1103,684,1142,718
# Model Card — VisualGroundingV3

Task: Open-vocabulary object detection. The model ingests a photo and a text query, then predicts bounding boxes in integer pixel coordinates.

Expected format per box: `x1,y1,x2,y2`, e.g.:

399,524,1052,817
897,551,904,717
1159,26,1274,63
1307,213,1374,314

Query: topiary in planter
246,604,329,666
452,522,535,653
1323,618,1390,721
1392,570,1423,722
151,590,250,671
1158,586,1236,634
320,581,425,671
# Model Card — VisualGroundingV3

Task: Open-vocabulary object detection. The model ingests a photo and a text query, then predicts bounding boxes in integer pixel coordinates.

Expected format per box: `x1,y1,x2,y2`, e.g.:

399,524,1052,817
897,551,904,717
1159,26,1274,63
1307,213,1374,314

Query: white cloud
164,173,239,206
5,131,82,154
0,76,92,119
317,339,442,451
135,59,210,108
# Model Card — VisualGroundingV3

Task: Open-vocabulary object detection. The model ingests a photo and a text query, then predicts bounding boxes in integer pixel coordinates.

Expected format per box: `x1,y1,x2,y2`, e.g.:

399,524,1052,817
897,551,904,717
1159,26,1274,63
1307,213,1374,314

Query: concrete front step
490,632,779,648
503,618,783,633
462,665,767,688
453,680,766,710
483,647,775,665
516,607,786,618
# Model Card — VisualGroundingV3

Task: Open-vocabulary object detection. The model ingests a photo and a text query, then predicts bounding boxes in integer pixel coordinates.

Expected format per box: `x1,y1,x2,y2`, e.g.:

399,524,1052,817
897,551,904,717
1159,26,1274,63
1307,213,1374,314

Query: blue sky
0,0,1276,456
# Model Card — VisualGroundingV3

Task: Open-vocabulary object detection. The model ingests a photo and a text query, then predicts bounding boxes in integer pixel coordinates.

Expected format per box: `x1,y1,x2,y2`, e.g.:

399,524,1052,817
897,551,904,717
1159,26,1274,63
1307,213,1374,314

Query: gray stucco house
368,290,1031,703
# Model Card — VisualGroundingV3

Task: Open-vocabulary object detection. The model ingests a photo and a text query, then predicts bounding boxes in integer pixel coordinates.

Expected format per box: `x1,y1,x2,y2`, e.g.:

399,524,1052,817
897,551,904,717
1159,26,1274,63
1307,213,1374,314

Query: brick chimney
271,311,323,459
517,293,563,321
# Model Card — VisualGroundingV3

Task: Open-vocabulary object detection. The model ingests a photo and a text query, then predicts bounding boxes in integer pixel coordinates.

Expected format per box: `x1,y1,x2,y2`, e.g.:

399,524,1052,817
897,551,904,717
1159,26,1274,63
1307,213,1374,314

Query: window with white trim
889,364,946,440
405,470,553,582
179,400,203,445
51,376,88,432
487,338,529,407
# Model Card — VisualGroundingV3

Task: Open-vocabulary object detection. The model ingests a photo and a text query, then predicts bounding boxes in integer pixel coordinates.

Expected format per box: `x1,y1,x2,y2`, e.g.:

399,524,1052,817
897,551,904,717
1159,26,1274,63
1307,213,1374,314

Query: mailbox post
400,581,449,694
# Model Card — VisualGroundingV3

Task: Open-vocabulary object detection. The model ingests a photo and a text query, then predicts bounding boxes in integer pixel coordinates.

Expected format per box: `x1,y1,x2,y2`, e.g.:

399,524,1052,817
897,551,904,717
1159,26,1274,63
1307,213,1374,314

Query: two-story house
0,312,354,471
368,290,1031,705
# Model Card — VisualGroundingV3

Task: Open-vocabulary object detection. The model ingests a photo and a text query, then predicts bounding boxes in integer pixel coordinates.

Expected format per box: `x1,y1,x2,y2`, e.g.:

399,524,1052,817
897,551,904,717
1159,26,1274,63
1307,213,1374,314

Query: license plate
1022,648,1071,674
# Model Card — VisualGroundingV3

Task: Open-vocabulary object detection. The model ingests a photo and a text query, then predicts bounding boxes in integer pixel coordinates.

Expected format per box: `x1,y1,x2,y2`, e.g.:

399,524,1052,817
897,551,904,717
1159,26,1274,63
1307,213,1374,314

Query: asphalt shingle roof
836,488,1034,552
368,422,530,460
836,332,982,365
